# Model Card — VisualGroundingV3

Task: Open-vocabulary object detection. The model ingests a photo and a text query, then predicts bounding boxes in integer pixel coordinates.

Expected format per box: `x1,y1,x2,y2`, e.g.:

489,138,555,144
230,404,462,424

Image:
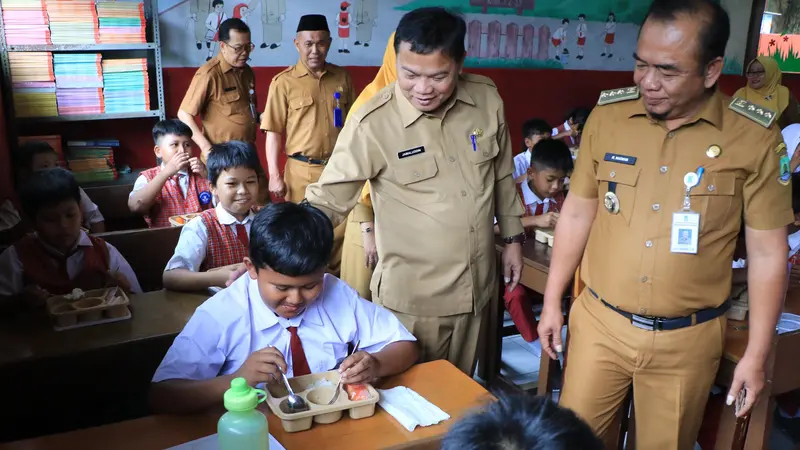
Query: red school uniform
141,167,212,228
15,234,110,295
199,208,249,270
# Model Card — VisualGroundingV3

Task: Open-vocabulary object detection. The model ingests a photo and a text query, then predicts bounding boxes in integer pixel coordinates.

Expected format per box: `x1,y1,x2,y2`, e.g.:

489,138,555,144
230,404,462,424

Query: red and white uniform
552,26,565,47
133,166,212,228
576,22,587,46
605,21,616,44
338,11,350,38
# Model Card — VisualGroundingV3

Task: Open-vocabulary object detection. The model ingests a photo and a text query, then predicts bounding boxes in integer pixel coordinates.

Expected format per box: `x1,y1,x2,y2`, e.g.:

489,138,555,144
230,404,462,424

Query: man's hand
534,212,559,229
361,223,378,269
726,354,766,417
23,284,50,308
164,152,190,178
189,157,207,178
269,175,287,199
538,305,564,360
340,351,380,385
502,242,523,291
233,347,288,385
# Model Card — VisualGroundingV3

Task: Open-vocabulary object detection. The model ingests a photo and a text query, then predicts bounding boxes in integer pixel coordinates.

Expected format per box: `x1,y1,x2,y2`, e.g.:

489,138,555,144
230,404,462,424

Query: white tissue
377,386,450,432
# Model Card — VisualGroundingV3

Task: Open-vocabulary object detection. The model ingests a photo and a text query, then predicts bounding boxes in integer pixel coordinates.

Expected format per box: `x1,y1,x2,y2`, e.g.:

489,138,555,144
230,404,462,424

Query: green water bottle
218,377,269,450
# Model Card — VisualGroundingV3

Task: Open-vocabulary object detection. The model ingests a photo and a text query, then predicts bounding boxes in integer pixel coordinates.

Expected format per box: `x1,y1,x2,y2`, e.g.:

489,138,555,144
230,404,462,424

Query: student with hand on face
0,168,141,313
150,202,417,414
128,119,212,228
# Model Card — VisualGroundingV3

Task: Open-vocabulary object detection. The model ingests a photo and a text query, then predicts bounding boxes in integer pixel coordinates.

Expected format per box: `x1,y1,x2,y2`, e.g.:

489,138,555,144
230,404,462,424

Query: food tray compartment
534,228,554,247
169,213,201,227
264,370,379,433
45,287,131,331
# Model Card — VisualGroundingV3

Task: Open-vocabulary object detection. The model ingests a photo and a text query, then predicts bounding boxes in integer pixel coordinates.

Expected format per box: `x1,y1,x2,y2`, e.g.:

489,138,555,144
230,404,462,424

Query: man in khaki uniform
189,0,212,50
353,0,377,47
538,2,792,449
259,0,285,49
305,8,525,376
178,18,258,160
261,14,353,273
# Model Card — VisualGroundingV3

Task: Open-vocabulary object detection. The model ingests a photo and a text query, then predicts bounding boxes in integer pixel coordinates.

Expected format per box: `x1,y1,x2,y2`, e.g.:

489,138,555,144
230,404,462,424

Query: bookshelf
0,0,166,125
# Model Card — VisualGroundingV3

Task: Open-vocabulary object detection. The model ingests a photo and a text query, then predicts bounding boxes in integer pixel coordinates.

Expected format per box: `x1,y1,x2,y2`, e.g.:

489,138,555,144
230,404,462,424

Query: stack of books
102,57,149,113
45,0,99,44
53,53,104,115
19,135,65,166
66,139,120,183
8,52,58,117
96,0,146,44
1,0,51,45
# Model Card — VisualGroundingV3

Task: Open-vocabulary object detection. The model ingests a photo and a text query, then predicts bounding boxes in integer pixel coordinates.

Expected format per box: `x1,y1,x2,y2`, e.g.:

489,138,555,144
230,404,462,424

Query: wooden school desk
0,360,493,450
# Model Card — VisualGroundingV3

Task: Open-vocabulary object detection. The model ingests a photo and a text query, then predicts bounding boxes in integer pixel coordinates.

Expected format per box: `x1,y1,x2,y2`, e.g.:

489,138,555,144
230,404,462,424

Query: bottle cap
223,377,260,411
334,91,341,100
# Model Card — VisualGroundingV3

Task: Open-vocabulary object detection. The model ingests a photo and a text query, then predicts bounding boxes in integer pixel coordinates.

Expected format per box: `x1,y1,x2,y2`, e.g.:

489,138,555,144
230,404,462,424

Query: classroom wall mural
157,0,750,74
758,0,800,73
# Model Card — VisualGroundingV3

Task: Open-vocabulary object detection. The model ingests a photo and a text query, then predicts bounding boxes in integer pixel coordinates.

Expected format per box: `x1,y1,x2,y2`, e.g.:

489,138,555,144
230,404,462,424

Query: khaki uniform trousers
378,302,486,376
284,157,345,275
339,209,373,300
560,290,726,450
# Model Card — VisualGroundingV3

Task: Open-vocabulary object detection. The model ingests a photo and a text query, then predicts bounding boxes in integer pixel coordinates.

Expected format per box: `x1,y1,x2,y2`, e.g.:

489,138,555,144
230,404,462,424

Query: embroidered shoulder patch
728,97,777,128
597,87,639,106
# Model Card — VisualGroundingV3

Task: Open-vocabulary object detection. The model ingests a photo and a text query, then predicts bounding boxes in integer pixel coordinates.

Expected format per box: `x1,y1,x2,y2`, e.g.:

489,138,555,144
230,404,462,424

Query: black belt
289,153,327,166
587,288,729,331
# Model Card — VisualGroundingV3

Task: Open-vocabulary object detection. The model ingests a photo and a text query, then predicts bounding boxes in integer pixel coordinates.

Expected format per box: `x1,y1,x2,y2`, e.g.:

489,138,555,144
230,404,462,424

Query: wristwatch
503,233,526,244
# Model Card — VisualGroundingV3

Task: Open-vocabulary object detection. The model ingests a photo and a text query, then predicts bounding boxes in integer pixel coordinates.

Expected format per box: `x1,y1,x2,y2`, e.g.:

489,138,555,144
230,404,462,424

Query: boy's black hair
562,18,569,24
249,202,333,276
206,140,261,186
792,173,800,215
152,119,193,145
14,140,57,170
567,107,592,127
578,14,586,19
522,118,551,151
219,18,250,42
531,139,574,174
394,7,466,63
212,0,223,7
442,394,604,450
18,168,81,220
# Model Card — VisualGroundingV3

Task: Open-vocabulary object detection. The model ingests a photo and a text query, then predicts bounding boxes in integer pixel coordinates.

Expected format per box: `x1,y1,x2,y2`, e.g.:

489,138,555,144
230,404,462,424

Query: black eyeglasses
746,70,765,77
226,43,255,54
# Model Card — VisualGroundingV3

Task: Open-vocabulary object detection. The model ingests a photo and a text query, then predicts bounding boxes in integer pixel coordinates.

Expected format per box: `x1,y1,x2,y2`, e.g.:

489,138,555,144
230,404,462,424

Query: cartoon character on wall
189,0,212,50
553,18,569,62
353,0,377,47
259,0,285,49
233,3,251,25
576,14,587,60
602,12,616,59
338,1,351,54
205,0,227,61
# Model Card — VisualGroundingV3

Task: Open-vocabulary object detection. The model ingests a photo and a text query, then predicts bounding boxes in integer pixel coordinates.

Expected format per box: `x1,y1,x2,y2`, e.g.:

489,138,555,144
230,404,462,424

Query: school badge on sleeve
199,190,213,205
776,142,792,186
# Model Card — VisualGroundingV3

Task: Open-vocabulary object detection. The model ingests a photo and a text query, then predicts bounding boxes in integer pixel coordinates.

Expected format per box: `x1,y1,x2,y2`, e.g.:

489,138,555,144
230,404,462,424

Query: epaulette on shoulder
461,72,497,88
597,87,640,106
728,97,777,128
196,58,221,75
352,85,393,122
270,66,294,82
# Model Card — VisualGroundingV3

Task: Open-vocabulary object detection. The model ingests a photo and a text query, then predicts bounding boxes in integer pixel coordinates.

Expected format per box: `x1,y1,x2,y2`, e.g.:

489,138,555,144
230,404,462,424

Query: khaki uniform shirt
306,74,524,316
571,88,793,318
260,62,354,159
179,54,258,146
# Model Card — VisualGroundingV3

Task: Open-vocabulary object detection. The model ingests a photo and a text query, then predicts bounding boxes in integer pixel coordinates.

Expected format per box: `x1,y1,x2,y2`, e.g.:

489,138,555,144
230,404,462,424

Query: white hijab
782,124,800,173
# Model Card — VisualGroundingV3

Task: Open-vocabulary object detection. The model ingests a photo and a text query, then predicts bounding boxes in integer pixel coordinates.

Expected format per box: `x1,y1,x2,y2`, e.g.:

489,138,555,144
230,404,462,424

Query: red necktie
287,326,311,376
234,224,249,249
534,202,544,216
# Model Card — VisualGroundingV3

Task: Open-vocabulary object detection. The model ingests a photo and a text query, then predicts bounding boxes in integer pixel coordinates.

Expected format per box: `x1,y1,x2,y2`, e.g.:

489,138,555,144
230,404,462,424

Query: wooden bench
96,226,181,292
82,171,146,231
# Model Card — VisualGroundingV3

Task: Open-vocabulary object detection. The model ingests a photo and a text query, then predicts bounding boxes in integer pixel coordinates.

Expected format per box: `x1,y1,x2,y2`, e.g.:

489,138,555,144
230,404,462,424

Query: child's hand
233,347,287,385
189,157,207,177
105,270,132,292
535,212,559,229
23,284,50,308
164,152,190,177
210,263,245,287
339,351,380,385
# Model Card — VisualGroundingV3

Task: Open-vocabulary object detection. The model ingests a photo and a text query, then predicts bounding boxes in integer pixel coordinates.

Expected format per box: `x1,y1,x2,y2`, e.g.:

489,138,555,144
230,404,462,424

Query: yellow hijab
734,56,790,119
348,32,397,207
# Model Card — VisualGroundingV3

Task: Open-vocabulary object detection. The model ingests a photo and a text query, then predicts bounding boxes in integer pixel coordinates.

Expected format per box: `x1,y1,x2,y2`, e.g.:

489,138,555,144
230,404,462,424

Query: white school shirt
605,21,616,34
0,230,142,296
576,23,587,38
520,182,556,215
152,273,416,382
79,188,104,227
553,27,566,41
164,203,254,272
130,168,190,199
513,150,531,181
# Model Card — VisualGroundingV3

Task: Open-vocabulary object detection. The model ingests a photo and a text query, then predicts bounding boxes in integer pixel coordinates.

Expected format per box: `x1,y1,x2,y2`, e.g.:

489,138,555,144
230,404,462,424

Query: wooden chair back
96,226,181,292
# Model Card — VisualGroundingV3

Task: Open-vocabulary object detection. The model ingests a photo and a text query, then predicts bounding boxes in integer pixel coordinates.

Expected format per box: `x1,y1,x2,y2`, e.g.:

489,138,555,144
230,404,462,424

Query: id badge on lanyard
670,167,703,254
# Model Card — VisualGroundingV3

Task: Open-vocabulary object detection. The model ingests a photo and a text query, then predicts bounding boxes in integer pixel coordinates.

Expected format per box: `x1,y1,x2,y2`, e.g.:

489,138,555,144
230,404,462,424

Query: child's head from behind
153,119,193,167
522,118,551,151
14,141,58,180
528,139,573,199
19,168,82,253
442,394,603,450
244,202,333,319
207,141,260,217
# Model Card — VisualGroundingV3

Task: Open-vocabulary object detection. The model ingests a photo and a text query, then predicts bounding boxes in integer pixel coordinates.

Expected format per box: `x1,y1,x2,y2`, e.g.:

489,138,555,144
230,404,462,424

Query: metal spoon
328,340,360,405
277,366,309,413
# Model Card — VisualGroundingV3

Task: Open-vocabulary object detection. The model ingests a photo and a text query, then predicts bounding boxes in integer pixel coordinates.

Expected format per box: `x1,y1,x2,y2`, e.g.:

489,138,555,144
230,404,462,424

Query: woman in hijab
734,56,800,128
339,32,397,300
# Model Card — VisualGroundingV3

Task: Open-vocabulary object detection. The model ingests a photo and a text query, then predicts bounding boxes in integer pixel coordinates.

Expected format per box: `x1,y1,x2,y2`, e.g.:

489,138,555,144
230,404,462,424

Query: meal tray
168,213,201,227
45,287,131,331
534,228,554,247
265,370,380,433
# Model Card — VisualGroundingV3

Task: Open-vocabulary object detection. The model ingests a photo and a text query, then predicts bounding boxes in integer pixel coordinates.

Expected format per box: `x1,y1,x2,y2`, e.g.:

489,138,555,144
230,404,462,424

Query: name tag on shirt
604,153,637,165
670,212,700,254
398,146,425,159
223,86,237,92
